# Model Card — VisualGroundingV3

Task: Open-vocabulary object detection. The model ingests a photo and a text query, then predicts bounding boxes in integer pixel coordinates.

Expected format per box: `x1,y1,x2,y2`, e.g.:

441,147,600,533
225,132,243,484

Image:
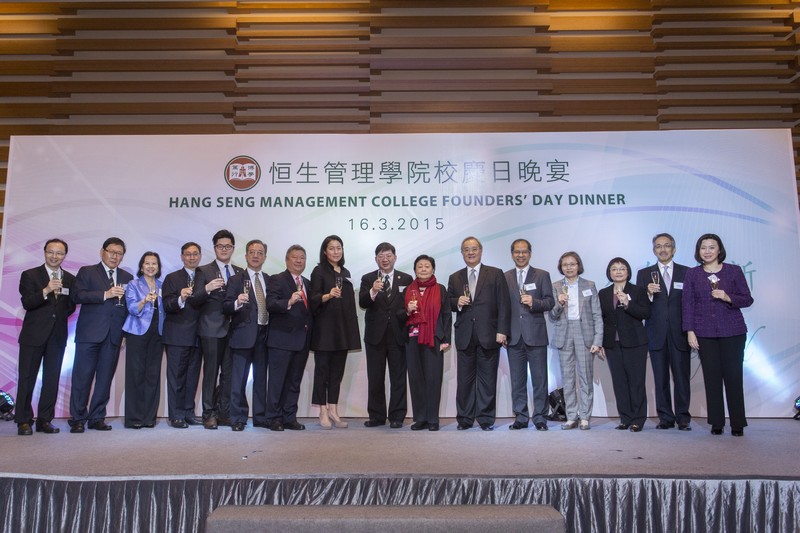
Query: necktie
296,276,308,308
518,270,524,292
254,273,268,325
383,274,391,293
108,269,115,286
469,268,477,298
225,264,231,281
662,265,671,295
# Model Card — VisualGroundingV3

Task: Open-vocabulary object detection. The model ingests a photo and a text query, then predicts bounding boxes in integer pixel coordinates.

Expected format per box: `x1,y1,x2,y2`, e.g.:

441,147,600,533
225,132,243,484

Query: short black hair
44,238,68,255
181,242,201,254
137,251,162,278
285,244,306,260
319,235,345,267
694,233,727,264
102,237,126,254
605,257,632,282
212,229,235,246
375,242,396,256
652,233,675,247
413,254,436,272
510,239,531,253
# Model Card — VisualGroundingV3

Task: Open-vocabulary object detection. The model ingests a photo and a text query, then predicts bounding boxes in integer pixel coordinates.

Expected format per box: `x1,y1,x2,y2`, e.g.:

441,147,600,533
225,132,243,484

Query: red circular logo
225,156,260,191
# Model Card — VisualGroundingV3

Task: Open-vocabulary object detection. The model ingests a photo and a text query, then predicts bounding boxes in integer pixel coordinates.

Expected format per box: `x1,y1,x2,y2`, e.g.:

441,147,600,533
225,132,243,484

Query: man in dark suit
504,238,554,431
162,242,205,429
223,239,269,432
191,229,243,428
358,242,413,428
635,233,692,431
15,238,77,435
266,245,313,431
68,236,133,433
447,236,511,431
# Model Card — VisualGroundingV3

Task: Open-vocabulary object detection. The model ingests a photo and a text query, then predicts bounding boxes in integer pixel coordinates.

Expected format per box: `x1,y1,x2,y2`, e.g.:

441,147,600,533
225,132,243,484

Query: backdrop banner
1,129,797,418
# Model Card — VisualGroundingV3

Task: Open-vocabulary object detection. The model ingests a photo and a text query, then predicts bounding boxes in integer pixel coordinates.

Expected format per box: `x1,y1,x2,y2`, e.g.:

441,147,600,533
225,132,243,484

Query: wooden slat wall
0,0,798,237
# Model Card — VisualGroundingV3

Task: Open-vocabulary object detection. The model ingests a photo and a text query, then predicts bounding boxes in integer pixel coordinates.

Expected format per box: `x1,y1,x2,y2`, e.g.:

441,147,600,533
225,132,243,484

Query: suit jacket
599,282,651,349
359,269,413,346
122,275,164,336
162,268,201,347
548,277,603,349
504,266,554,347
72,262,133,346
18,265,77,347
192,261,244,338
266,269,313,352
635,263,689,351
309,262,361,351
447,264,511,351
223,270,269,350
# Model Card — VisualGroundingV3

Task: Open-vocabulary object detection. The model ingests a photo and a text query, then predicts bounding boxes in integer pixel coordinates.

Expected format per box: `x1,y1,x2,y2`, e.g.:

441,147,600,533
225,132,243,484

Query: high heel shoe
319,405,332,430
327,404,348,428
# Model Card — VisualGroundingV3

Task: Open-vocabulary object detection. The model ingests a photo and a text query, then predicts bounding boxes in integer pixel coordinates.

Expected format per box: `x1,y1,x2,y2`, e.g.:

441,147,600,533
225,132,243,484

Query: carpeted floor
2,417,798,480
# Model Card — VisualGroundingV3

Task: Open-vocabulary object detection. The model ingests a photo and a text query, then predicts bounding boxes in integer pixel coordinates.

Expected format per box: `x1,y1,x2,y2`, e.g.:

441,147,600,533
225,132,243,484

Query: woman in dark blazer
599,257,651,432
404,254,452,432
309,235,361,429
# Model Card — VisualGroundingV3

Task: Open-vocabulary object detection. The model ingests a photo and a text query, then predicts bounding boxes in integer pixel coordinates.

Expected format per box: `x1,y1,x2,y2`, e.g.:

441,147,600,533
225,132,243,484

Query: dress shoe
184,416,202,426
36,421,60,434
509,421,528,430
203,417,218,430
252,421,269,428
534,422,548,431
629,424,643,432
17,423,33,436
70,422,85,434
329,413,348,429
656,422,674,430
89,421,112,431
710,427,723,435
143,422,155,428
561,420,578,430
428,423,440,431
126,423,143,430
364,419,386,428
579,420,591,430
678,422,692,431
284,421,305,431
170,419,188,429
731,428,744,437
389,420,403,429
457,422,472,430
479,423,494,431
269,421,284,432
410,421,429,431
217,417,233,427
231,422,245,431
615,423,630,430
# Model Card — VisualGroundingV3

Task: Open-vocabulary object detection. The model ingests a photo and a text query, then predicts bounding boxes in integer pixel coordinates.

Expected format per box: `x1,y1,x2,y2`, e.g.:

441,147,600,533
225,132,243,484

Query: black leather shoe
457,422,472,430
89,421,112,431
203,417,218,430
143,422,155,428
70,422,85,434
410,421,429,431
127,424,142,430
269,421,284,432
678,423,692,431
284,421,305,431
479,423,494,431
231,422,245,431
364,419,385,428
36,421,59,434
389,420,403,429
217,417,233,427
509,421,527,430
184,416,202,426
252,421,269,428
629,424,642,432
428,423,440,431
17,423,33,436
731,428,744,437
615,423,630,430
711,427,723,435
170,419,188,429
656,422,674,430
534,422,548,431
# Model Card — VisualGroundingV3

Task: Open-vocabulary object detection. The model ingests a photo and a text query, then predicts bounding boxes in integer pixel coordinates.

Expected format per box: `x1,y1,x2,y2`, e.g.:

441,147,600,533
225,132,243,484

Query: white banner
1,130,798,418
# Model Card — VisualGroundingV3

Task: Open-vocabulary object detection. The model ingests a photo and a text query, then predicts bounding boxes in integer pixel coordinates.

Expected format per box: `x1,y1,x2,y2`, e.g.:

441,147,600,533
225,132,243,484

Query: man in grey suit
504,239,554,431
447,236,510,431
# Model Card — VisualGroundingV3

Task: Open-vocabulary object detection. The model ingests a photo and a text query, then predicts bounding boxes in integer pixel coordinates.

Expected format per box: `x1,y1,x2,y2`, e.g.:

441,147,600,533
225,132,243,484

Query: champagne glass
242,279,251,305
335,276,343,291
296,278,303,292
463,284,471,303
187,276,195,298
650,271,659,285
216,270,225,292
53,272,61,299
149,288,158,308
711,279,719,290
115,283,125,307
560,281,569,299
410,289,420,314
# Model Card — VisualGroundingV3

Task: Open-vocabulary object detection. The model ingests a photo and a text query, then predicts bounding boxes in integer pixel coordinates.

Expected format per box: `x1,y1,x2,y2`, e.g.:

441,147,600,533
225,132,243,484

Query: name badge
61,288,70,296
582,289,593,297
673,282,683,290
398,285,406,293
524,283,536,291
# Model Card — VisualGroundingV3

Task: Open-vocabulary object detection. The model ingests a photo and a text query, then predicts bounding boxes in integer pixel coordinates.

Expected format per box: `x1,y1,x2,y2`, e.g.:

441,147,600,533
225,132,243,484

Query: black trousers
650,334,692,425
406,337,443,425
364,327,407,423
698,334,747,429
15,337,67,424
268,346,309,423
455,333,500,426
606,341,648,427
199,335,232,419
124,325,163,427
165,344,196,422
312,350,347,405
229,325,269,425
69,335,122,426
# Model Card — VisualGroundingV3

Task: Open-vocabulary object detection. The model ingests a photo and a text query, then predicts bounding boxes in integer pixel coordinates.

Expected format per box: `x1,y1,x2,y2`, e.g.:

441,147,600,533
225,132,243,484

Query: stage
1,416,798,532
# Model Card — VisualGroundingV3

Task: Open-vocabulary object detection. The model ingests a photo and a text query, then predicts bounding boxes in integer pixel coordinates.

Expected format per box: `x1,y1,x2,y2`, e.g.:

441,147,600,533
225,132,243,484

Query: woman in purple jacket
682,234,753,436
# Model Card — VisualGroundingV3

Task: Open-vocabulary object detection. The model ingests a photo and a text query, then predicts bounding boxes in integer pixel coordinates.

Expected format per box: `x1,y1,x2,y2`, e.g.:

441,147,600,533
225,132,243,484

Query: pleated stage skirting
1,417,798,532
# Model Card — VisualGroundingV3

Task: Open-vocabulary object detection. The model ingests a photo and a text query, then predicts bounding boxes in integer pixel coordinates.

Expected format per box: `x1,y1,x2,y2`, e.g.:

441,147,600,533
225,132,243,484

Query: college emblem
225,156,260,191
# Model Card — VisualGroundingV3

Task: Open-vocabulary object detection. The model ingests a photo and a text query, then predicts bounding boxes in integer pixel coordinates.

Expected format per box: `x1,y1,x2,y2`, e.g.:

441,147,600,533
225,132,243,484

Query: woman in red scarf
405,254,452,431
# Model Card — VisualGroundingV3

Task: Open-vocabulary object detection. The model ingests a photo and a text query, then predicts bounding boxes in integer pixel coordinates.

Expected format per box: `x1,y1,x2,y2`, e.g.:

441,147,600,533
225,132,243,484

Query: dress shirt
566,279,580,320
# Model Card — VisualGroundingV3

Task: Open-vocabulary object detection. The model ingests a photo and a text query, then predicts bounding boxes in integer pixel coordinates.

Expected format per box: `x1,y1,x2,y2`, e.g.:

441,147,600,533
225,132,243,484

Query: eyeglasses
215,244,234,251
104,249,124,257
654,244,674,250
182,252,200,257
247,250,265,256
461,247,480,253
561,262,578,267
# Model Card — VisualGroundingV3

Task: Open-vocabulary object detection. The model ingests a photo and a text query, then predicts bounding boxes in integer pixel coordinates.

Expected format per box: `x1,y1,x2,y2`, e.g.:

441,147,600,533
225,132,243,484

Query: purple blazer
682,263,753,338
